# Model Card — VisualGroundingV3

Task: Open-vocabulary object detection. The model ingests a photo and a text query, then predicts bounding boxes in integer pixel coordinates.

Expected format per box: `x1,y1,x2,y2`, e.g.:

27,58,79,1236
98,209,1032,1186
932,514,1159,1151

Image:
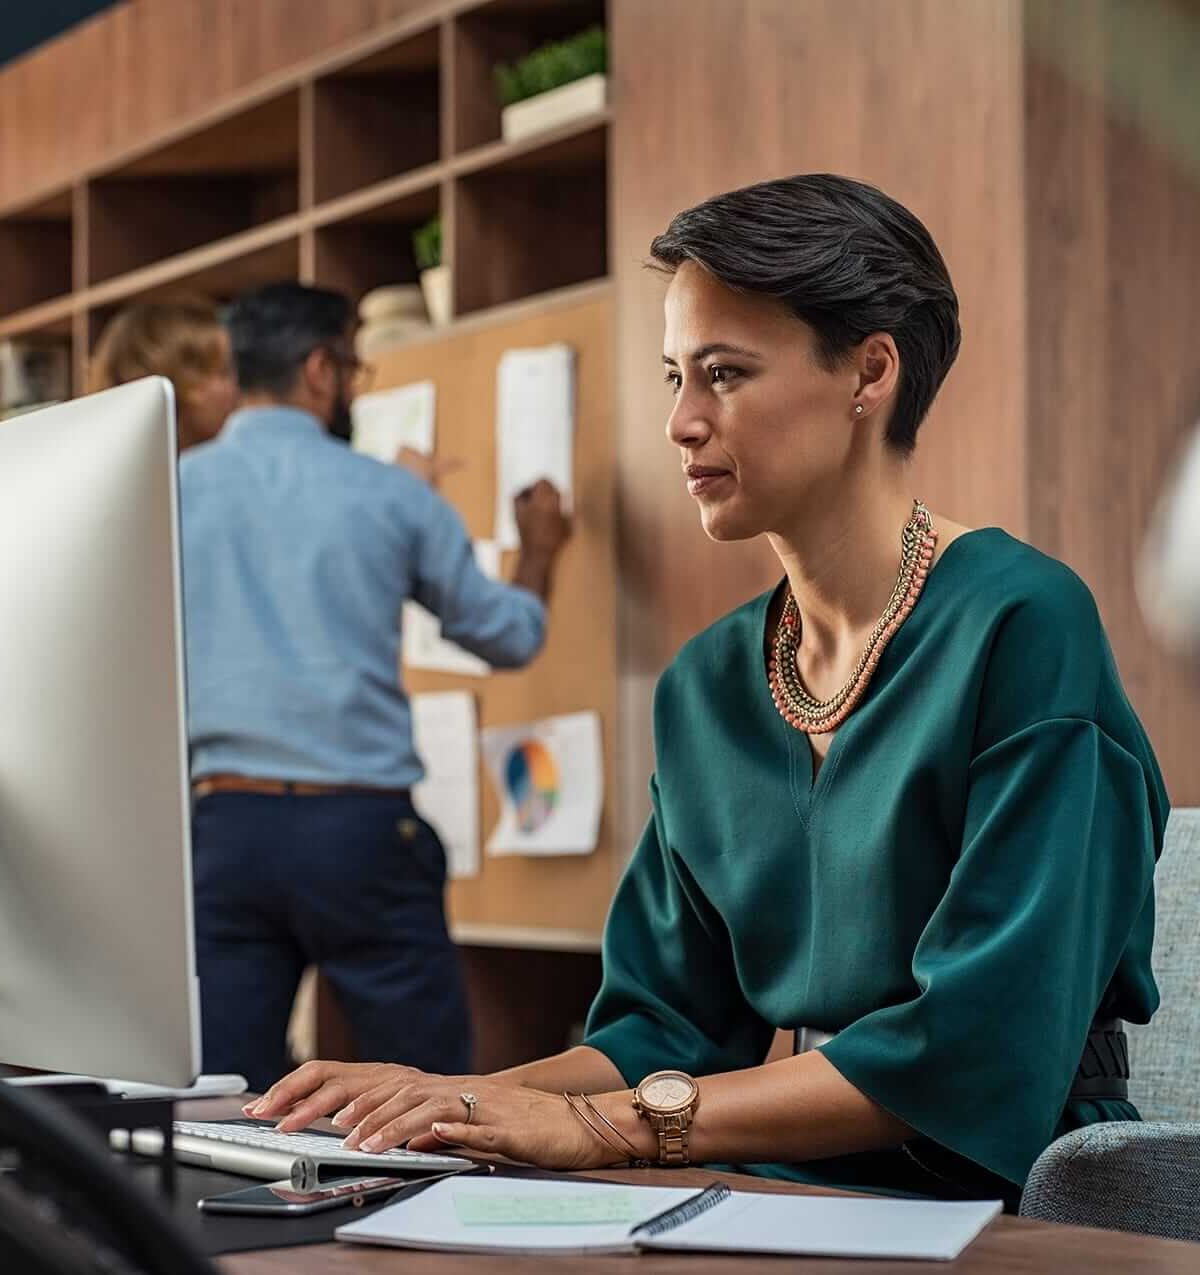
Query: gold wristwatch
632,1070,700,1166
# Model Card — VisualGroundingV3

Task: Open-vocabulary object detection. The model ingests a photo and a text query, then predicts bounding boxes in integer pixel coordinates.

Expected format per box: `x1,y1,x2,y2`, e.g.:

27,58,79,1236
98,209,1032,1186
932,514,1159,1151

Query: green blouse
584,529,1167,1202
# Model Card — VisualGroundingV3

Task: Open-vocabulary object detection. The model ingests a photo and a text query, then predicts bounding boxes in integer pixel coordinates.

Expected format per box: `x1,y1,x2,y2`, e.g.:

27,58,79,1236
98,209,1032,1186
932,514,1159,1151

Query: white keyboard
113,1118,473,1191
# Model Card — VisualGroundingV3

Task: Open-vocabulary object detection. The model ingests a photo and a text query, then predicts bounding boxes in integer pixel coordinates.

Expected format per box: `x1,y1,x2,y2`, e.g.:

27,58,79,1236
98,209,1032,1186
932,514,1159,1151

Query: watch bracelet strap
656,1112,692,1166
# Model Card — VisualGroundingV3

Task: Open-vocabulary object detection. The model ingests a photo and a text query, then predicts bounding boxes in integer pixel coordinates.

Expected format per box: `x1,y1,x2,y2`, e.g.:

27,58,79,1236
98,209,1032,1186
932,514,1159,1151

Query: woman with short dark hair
250,175,1166,1208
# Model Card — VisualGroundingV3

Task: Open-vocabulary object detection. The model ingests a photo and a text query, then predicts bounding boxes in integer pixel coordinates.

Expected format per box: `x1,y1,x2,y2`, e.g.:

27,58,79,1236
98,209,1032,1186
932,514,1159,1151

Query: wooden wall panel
609,0,1028,838
1024,2,1200,803
0,0,433,210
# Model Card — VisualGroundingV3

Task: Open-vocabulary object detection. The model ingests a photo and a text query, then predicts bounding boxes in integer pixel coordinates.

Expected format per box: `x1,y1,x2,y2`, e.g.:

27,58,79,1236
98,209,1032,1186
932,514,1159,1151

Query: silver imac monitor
0,377,200,1086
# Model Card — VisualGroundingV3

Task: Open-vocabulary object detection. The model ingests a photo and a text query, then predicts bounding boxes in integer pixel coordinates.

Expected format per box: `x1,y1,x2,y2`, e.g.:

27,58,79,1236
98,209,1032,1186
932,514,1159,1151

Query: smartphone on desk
198,1175,407,1216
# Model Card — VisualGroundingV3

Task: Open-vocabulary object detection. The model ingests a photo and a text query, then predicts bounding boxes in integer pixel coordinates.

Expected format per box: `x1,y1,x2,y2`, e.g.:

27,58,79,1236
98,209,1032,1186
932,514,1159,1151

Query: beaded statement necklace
767,500,937,735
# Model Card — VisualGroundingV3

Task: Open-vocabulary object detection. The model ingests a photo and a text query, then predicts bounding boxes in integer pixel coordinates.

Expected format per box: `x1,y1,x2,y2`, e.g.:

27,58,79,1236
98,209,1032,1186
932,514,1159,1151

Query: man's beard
328,393,353,444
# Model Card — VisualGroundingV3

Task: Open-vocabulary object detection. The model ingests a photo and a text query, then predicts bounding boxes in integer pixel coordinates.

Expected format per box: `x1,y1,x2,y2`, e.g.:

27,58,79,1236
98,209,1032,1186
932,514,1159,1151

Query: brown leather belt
192,773,411,801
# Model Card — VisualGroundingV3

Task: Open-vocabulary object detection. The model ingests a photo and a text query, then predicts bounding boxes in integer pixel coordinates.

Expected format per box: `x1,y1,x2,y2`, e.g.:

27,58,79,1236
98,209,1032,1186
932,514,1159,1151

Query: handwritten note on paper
454,1190,643,1227
410,691,479,880
402,541,502,678
493,345,575,550
352,381,436,461
480,711,602,857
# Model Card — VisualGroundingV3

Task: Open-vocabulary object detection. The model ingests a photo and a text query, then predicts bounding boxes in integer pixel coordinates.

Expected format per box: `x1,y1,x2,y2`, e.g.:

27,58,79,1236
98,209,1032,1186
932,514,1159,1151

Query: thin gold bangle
563,1093,647,1167
563,1092,626,1163
578,1092,651,1165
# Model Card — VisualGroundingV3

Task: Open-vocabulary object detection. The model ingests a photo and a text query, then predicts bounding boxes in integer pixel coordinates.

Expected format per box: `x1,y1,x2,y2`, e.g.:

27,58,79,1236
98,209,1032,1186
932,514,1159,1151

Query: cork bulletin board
372,286,617,942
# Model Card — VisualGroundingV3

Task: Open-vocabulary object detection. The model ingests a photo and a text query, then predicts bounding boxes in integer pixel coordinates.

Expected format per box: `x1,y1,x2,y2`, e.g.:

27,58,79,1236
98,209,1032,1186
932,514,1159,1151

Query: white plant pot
501,73,607,144
419,265,452,327
355,316,431,360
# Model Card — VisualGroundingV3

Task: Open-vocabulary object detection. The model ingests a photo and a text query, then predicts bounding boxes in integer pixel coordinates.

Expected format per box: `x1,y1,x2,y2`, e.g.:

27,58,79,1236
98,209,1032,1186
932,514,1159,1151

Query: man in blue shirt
180,283,569,1090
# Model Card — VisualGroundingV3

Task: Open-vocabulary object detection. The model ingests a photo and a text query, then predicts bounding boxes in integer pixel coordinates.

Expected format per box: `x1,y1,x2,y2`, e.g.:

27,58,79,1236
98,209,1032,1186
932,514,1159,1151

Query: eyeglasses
318,345,376,397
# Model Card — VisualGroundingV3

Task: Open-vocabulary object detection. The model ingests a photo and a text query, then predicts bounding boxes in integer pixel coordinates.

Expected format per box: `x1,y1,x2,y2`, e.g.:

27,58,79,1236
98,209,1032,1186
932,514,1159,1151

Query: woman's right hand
247,1045,626,1134
245,1059,431,1133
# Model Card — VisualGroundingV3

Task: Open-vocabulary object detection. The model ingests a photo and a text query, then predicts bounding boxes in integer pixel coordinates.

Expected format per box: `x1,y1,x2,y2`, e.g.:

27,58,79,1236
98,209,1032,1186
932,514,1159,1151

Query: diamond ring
459,1091,478,1124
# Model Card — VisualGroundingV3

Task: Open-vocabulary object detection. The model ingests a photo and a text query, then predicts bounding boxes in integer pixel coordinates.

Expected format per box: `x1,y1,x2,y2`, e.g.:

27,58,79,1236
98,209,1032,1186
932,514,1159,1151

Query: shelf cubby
0,189,74,319
77,232,301,393
85,91,300,285
312,182,440,304
453,117,606,315
311,27,442,204
450,0,606,154
92,232,301,313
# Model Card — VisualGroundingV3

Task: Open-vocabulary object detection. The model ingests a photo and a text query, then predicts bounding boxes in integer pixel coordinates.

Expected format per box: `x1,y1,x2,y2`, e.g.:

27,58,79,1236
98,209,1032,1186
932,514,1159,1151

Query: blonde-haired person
89,298,238,451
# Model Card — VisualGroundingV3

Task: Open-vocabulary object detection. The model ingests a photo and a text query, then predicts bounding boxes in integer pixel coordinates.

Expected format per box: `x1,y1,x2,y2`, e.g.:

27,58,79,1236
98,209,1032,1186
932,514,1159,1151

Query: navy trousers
191,791,470,1093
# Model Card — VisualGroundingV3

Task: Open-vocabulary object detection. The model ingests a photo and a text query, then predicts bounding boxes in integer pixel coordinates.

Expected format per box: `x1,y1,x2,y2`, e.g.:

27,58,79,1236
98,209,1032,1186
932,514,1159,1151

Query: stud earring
854,404,864,415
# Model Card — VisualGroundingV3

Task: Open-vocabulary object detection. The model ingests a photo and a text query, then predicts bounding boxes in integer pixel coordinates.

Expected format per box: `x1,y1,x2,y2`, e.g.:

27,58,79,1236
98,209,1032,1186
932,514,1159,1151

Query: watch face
641,1072,697,1112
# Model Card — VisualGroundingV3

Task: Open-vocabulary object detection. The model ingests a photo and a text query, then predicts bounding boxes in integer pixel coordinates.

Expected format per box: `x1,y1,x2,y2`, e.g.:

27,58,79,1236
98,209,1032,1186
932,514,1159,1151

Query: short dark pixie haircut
650,174,961,454
226,282,353,396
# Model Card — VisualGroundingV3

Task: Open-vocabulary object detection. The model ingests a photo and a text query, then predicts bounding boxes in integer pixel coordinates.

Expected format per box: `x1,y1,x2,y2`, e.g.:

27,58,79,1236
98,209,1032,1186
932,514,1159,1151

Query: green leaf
411,214,442,272
494,25,607,107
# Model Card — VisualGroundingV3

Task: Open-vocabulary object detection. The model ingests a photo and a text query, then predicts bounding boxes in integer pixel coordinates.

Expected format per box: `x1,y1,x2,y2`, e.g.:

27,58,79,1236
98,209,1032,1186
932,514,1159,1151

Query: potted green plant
412,215,450,327
495,25,607,144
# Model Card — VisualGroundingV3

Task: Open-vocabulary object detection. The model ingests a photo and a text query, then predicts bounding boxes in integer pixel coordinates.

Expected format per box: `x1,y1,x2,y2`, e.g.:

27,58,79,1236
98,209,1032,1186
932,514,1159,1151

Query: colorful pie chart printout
481,712,603,856
505,739,559,833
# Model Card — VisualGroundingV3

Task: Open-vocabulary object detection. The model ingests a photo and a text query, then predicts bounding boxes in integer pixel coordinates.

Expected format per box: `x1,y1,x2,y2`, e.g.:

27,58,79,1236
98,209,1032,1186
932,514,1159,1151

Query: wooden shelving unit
0,0,608,392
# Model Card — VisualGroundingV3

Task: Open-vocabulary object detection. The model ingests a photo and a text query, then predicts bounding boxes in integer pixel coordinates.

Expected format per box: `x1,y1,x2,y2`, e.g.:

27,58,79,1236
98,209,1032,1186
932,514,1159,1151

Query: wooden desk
176,1102,1200,1274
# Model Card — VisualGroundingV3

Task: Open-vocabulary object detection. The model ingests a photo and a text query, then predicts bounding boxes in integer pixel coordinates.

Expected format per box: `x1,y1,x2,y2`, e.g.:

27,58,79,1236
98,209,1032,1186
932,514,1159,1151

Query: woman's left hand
339,1075,619,1172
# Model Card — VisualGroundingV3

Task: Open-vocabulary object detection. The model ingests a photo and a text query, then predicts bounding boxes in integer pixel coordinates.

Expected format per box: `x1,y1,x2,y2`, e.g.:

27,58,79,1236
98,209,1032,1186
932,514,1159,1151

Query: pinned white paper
494,345,574,550
410,691,479,880
352,381,436,461
481,711,602,857
402,541,502,677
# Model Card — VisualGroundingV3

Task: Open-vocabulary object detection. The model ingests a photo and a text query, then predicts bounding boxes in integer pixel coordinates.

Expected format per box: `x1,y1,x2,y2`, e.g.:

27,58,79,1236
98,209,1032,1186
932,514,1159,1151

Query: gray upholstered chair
1019,808,1200,1240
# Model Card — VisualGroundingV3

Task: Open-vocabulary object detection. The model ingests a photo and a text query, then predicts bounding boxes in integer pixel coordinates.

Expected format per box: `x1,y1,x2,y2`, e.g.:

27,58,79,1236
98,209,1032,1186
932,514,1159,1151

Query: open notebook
336,1176,1003,1260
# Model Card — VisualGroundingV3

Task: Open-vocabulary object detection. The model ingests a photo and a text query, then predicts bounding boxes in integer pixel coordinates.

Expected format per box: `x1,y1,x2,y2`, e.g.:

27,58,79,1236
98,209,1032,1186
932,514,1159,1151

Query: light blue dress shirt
179,406,546,787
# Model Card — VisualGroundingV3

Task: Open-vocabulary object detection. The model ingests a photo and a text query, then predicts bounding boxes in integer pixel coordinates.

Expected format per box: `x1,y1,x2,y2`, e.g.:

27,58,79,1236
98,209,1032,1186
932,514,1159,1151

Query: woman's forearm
588,1051,913,1166
494,1044,626,1095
